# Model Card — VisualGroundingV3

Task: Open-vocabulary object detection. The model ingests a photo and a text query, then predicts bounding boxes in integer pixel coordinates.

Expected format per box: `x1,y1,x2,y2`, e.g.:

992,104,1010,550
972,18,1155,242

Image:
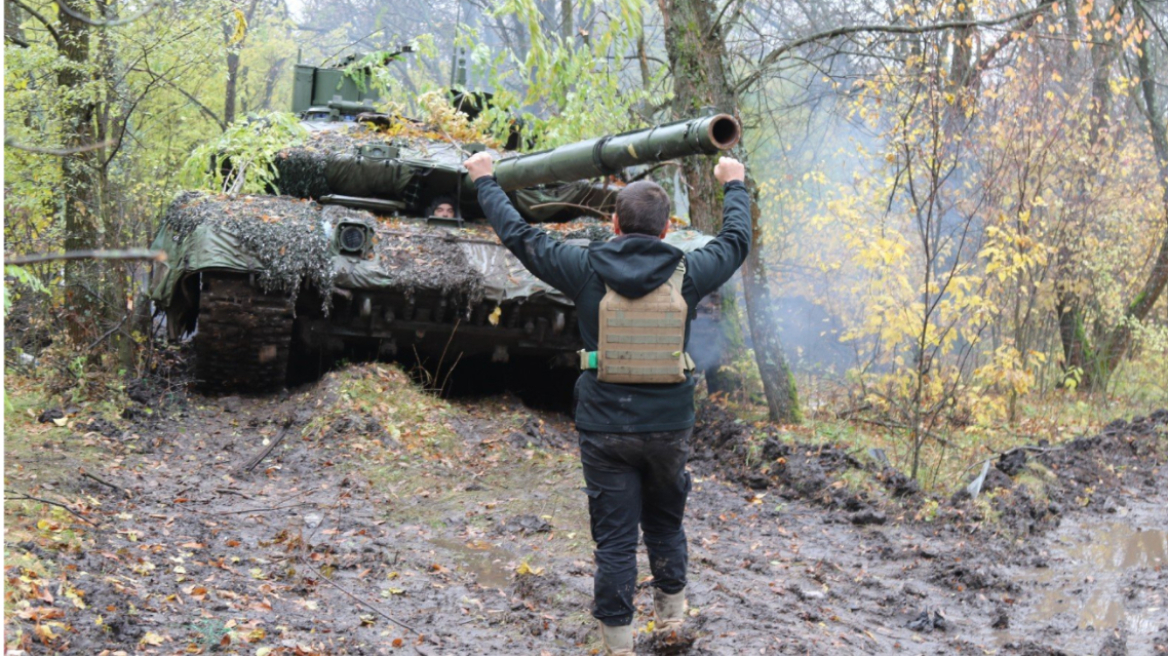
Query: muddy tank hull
149,192,723,390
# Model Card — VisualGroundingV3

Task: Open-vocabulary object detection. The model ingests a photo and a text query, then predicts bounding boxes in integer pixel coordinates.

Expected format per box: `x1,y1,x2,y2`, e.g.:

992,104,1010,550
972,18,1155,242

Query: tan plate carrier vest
579,259,696,384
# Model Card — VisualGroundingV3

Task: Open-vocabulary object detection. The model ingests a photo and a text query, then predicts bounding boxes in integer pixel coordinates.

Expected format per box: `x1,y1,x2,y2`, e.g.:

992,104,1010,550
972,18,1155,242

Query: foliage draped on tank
156,193,336,310
180,113,309,195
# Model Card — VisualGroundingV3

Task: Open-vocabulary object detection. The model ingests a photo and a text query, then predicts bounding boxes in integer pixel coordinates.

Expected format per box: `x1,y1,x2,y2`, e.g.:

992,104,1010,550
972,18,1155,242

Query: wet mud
4,372,1166,655
1014,520,1166,647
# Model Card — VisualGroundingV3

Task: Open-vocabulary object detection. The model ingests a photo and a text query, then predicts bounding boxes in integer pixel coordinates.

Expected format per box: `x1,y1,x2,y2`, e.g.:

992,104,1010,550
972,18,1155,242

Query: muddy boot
598,622,634,655
653,588,687,633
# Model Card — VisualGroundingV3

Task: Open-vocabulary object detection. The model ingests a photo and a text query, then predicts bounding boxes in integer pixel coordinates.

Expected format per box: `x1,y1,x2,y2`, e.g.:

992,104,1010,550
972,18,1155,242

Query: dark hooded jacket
475,176,751,432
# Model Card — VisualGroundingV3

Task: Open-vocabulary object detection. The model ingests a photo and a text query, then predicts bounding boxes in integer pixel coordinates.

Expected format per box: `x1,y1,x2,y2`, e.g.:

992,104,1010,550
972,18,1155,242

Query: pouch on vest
587,258,693,384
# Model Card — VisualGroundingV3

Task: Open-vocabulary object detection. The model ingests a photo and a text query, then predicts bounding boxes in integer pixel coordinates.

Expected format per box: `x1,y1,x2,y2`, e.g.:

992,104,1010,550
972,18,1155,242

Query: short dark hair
428,195,455,213
615,181,671,236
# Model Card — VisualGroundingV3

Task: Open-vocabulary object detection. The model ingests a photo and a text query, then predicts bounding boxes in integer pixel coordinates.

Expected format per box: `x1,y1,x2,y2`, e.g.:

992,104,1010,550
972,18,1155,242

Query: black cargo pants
578,428,692,627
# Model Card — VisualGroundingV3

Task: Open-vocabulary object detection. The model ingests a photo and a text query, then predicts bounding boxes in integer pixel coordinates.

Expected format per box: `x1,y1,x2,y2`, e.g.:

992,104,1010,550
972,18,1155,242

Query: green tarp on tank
510,183,616,223
150,191,717,315
149,193,336,309
149,193,576,312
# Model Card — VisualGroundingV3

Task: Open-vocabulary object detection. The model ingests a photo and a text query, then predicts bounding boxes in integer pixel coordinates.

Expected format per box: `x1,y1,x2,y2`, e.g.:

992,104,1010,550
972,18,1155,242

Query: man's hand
714,157,745,185
464,151,495,182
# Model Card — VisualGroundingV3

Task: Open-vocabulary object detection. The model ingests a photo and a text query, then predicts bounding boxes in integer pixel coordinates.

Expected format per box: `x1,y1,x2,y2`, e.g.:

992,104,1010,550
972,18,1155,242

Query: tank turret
273,114,740,220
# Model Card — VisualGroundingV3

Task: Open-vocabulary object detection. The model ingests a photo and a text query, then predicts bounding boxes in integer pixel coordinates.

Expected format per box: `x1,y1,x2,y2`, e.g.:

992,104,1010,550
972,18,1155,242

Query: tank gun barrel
487,114,741,190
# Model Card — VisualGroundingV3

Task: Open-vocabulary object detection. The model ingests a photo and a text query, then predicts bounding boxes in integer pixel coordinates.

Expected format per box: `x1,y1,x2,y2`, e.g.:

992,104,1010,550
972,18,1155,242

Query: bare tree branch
53,0,157,27
4,137,116,155
704,0,737,41
972,8,1046,78
133,65,225,130
735,0,1057,94
5,492,101,527
87,312,131,351
9,0,61,45
1139,1,1168,50
4,249,167,265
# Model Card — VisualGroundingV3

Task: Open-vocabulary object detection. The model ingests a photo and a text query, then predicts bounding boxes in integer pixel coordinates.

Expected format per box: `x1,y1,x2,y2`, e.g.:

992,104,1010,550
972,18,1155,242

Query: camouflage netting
273,148,331,199
290,121,478,163
272,124,476,200
159,192,337,307
551,219,613,242
323,204,483,303
151,191,714,320
381,216,615,244
371,226,485,304
297,123,393,152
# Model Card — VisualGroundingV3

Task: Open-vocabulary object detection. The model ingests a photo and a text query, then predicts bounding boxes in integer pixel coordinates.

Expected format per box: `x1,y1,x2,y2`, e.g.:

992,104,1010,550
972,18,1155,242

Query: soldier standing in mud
465,152,750,655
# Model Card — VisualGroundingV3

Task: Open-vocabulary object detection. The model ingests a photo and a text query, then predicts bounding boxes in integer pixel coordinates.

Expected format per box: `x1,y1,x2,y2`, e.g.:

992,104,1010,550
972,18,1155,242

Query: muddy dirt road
5,364,1167,654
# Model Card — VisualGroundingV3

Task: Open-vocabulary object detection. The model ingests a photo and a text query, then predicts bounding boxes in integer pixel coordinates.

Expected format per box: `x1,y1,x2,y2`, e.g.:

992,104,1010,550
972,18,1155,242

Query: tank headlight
338,224,368,254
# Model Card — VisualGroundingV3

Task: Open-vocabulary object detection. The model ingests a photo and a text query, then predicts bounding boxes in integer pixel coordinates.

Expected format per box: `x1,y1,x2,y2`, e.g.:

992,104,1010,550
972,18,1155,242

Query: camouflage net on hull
160,192,337,309
554,221,613,242
372,230,485,303
152,191,711,320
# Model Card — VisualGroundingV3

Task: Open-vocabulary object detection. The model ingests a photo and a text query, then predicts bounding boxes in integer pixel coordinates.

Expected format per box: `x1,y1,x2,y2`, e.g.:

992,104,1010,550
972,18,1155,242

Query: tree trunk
58,0,100,346
742,184,801,422
240,65,250,115
1093,0,1168,380
94,0,136,368
1054,1,1118,390
225,39,240,125
5,0,28,47
661,0,801,422
948,0,974,87
223,0,259,126
560,0,571,40
259,57,288,110
661,0,731,231
1051,0,1168,390
636,23,650,89
1055,299,1095,387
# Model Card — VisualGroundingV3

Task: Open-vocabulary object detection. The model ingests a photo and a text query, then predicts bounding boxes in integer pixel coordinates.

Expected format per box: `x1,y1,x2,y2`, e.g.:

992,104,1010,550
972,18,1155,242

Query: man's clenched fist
464,151,495,182
714,157,745,184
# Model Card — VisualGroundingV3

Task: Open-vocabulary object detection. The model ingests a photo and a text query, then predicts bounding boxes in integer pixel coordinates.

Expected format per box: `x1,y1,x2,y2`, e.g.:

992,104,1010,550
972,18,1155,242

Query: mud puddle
429,537,516,589
1006,518,1168,648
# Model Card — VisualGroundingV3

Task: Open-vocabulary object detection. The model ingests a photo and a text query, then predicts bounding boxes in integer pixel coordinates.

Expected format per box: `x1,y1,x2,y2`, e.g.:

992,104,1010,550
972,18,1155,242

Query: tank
148,59,740,392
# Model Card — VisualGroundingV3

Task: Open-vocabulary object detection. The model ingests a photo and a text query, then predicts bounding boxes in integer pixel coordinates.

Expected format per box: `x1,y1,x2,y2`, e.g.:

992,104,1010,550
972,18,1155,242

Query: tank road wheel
195,273,294,392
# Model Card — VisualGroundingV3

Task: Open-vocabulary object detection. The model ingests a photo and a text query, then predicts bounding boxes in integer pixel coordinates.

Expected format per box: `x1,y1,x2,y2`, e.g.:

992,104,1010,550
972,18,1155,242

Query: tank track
195,273,294,392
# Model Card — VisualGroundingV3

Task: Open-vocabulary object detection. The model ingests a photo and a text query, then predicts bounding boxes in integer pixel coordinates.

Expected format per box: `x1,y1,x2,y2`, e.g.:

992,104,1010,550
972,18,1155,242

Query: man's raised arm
685,157,752,299
465,152,590,300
